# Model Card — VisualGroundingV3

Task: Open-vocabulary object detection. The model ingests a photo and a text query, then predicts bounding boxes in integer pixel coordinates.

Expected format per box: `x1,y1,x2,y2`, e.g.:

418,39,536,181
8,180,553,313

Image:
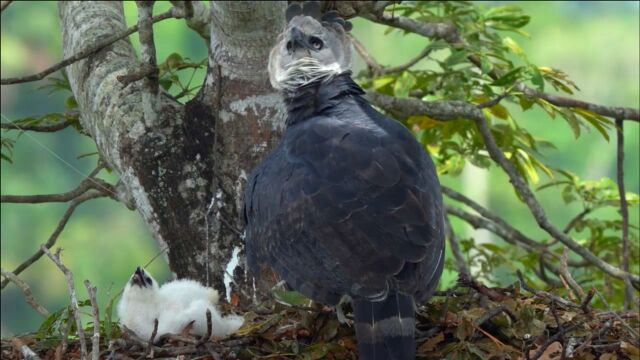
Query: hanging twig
41,246,88,360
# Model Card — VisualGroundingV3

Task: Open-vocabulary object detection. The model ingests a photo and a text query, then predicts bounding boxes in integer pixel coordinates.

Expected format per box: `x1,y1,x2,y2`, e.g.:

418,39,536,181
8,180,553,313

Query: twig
147,318,158,358
444,215,469,277
1,177,113,204
529,323,583,360
562,208,591,234
477,92,510,109
593,289,639,340
116,64,157,86
517,270,581,310
42,246,88,360
0,268,49,316
83,280,100,360
579,288,595,314
10,338,41,360
516,84,639,122
474,115,640,287
205,308,212,340
0,190,108,290
615,118,634,310
0,119,74,132
383,45,433,74
349,34,382,75
0,8,182,85
558,247,585,300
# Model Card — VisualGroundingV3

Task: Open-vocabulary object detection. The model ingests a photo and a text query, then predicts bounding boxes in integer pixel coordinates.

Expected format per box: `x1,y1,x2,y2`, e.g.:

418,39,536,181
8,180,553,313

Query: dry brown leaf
418,332,445,354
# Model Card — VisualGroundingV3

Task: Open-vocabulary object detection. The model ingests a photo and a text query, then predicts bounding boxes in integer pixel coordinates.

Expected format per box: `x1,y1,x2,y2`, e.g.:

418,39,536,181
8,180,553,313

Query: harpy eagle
244,3,445,359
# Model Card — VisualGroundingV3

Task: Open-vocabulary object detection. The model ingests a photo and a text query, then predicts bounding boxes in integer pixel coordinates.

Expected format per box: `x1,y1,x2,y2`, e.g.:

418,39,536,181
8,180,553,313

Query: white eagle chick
118,267,244,340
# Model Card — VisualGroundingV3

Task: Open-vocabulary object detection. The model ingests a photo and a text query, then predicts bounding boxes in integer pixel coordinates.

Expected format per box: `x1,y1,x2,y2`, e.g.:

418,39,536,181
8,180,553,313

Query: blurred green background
1,1,638,337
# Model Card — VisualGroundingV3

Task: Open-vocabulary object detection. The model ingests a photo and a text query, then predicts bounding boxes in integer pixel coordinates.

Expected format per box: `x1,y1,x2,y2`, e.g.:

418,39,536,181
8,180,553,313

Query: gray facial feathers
269,12,352,91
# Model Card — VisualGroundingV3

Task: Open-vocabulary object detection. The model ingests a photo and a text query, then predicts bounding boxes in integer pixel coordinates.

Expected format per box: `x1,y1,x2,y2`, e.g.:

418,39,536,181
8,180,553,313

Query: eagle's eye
309,36,323,50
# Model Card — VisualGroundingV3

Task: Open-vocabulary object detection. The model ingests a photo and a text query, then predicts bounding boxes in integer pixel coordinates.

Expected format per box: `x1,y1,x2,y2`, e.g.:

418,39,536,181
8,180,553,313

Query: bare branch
0,268,49,316
1,118,75,132
349,34,382,74
516,85,639,122
615,118,635,310
383,45,433,74
558,247,586,300
83,280,100,360
42,246,87,360
0,8,182,85
444,215,469,277
0,191,108,290
474,115,640,287
1,177,113,204
517,271,581,310
562,208,591,234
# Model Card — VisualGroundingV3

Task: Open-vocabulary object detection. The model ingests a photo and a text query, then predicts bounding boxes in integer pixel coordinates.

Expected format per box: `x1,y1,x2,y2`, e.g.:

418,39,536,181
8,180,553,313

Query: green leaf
559,109,581,139
503,37,525,58
65,96,78,109
491,66,523,86
529,65,544,91
272,289,309,306
393,71,416,98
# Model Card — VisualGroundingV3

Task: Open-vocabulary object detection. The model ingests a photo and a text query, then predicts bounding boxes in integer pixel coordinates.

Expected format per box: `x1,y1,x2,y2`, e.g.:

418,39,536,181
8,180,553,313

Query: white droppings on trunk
235,170,248,210
224,246,242,302
228,93,285,130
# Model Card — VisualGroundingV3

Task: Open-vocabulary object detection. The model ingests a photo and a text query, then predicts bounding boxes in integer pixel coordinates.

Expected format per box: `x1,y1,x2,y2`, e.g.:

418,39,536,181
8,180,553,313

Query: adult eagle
244,3,445,359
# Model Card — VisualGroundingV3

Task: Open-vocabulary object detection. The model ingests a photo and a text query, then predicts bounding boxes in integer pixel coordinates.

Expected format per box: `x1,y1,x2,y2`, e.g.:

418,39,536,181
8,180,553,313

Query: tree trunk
58,1,286,303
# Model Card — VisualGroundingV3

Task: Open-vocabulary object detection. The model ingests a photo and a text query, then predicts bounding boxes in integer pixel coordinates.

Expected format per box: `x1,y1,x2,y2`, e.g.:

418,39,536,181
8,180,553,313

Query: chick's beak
131,266,146,288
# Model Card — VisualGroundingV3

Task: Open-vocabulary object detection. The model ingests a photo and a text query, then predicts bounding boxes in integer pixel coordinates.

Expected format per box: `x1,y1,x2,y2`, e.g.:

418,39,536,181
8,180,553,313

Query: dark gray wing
245,111,444,302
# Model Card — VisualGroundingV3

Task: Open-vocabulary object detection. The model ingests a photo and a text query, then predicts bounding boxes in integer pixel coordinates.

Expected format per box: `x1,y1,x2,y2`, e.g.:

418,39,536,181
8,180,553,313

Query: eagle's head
268,2,353,91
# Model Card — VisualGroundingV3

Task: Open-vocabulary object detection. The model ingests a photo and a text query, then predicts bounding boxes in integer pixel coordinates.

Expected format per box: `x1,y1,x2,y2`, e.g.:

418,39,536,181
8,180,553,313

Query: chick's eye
309,37,323,50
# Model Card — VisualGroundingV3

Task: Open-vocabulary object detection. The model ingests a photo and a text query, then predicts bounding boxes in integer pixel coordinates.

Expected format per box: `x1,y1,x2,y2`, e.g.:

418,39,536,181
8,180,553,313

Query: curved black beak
287,27,307,54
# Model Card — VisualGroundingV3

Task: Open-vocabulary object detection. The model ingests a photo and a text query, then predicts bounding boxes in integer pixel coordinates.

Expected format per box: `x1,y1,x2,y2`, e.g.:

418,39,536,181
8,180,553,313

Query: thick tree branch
350,34,432,76
0,268,49,317
367,91,484,122
170,1,210,40
0,7,182,85
135,1,160,126
42,246,87,360
360,11,459,42
0,191,107,290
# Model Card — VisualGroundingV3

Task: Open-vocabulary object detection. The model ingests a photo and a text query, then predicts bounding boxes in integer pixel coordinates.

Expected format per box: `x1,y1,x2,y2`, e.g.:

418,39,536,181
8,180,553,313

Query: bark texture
58,1,287,300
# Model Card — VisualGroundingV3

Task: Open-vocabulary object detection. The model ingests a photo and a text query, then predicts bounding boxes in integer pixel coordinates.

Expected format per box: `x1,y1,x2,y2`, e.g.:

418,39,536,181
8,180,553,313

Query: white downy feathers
117,267,244,340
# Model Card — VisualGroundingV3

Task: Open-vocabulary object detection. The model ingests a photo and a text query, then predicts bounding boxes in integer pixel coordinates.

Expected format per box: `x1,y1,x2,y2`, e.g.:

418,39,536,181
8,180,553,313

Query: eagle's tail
352,291,415,360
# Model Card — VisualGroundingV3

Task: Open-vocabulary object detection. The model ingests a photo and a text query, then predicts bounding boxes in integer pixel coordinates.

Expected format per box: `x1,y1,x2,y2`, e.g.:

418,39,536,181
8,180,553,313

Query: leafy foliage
355,1,638,308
